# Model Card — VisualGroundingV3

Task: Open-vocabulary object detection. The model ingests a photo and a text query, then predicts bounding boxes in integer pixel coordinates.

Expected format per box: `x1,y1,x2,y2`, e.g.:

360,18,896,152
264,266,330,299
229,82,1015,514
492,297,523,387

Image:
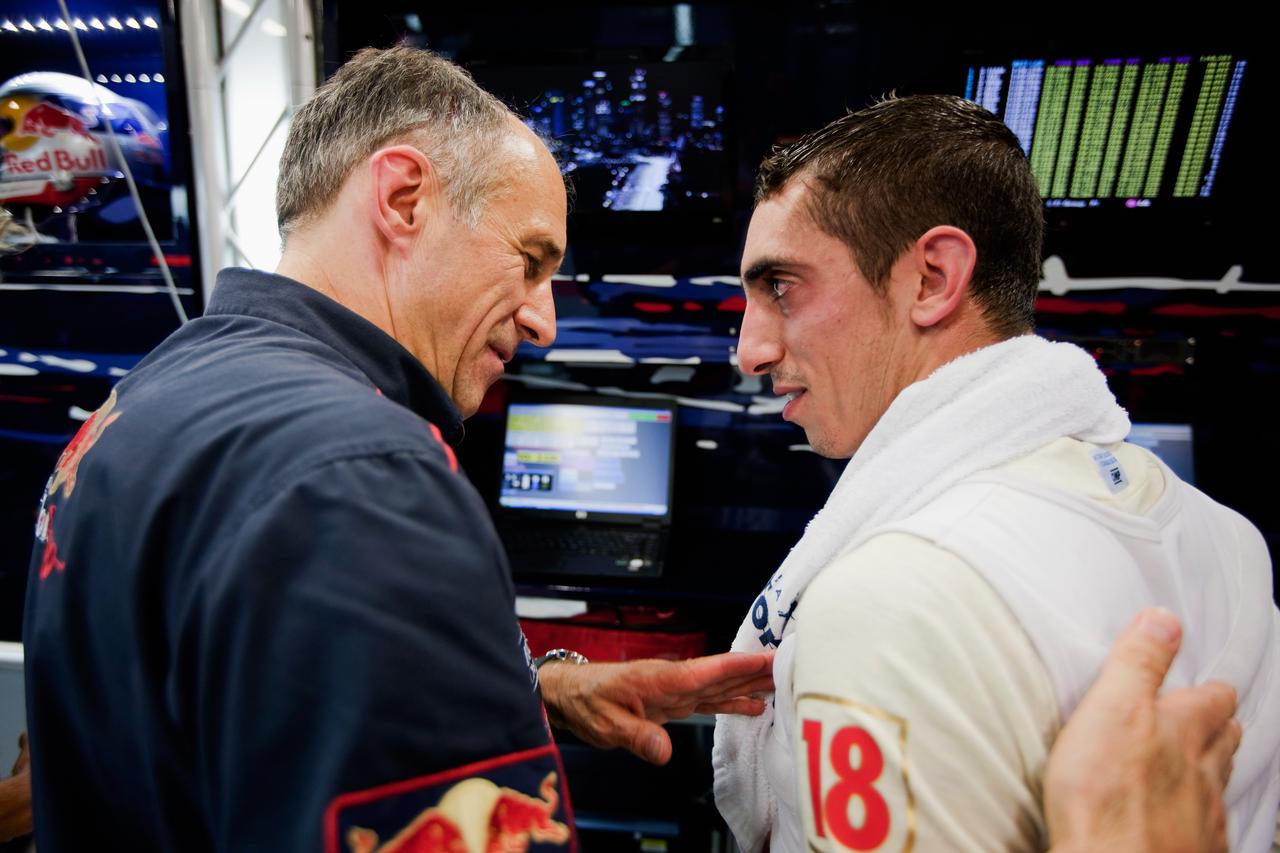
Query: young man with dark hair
715,95,1277,852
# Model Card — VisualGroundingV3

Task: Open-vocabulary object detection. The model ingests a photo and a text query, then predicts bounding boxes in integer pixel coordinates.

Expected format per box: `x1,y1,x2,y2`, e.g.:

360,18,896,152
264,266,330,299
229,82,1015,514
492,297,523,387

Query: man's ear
907,225,977,328
368,145,439,249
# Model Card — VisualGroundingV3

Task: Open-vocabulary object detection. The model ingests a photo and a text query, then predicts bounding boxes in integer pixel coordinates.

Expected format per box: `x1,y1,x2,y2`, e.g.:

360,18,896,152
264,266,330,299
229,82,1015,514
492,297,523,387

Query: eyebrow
524,237,565,275
741,255,796,286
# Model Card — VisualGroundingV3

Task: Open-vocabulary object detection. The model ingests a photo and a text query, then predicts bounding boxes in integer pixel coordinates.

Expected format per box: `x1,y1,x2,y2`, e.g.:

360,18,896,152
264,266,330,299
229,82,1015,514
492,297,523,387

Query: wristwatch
533,648,590,669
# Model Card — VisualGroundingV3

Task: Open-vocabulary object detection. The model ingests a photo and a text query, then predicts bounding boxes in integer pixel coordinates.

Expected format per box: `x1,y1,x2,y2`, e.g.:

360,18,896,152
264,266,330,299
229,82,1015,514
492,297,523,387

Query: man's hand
538,652,774,765
0,731,32,842
1045,608,1241,853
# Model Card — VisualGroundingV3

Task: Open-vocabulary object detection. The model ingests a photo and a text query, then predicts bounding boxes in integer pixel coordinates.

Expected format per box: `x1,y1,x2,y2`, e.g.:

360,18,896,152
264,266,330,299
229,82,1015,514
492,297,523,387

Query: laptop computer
495,395,677,579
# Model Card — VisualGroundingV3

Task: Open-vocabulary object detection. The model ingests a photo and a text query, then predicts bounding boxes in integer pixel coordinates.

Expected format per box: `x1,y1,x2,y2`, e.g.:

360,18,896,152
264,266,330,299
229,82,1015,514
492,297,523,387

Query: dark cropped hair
755,94,1044,337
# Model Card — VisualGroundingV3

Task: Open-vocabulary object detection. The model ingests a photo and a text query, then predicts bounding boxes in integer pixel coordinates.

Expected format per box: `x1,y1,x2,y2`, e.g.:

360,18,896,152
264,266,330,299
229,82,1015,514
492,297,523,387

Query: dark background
1,3,1274,848
323,1,1278,612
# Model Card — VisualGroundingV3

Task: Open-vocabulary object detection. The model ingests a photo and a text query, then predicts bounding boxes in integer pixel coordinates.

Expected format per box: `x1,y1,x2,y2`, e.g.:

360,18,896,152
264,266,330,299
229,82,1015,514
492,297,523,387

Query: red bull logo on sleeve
326,745,575,853
46,388,122,503
32,389,123,576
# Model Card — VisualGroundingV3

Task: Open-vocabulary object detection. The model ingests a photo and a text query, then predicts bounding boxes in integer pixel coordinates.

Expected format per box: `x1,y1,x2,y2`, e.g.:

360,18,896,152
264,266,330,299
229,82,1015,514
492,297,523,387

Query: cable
56,0,189,324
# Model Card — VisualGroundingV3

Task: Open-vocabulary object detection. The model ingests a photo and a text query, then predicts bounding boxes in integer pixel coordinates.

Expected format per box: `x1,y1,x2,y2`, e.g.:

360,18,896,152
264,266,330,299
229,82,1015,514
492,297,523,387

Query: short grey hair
276,45,513,239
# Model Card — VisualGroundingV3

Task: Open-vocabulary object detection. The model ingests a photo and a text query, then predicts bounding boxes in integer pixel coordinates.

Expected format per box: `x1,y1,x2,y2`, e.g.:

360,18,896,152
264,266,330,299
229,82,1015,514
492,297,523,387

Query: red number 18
802,719,891,850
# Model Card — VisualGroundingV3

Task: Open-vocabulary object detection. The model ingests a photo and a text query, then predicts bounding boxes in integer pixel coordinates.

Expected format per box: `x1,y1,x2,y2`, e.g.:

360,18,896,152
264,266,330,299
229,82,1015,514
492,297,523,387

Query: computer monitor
499,397,676,521
963,52,1248,208
1128,422,1196,484
472,61,729,215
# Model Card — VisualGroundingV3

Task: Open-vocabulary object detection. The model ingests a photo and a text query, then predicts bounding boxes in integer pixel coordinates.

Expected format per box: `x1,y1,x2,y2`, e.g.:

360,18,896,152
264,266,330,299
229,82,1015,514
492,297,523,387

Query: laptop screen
499,400,676,517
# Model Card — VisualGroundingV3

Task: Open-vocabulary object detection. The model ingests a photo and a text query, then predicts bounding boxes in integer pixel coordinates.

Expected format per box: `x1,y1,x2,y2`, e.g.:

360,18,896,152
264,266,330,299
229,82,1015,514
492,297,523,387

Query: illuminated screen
474,62,727,213
965,53,1246,207
499,401,674,516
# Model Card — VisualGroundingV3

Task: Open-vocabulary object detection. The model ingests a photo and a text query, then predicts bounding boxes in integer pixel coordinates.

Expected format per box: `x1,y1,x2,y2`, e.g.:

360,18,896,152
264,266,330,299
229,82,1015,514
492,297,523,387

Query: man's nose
516,280,556,348
736,299,781,376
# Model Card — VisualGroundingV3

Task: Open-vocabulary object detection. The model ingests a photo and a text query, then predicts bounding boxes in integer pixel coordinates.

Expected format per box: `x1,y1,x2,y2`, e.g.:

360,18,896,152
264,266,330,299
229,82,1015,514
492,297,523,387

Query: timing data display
965,53,1246,206
499,402,674,516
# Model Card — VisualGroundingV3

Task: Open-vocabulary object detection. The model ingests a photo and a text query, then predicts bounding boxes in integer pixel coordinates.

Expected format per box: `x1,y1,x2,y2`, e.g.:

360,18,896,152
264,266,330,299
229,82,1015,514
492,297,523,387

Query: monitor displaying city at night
474,62,727,213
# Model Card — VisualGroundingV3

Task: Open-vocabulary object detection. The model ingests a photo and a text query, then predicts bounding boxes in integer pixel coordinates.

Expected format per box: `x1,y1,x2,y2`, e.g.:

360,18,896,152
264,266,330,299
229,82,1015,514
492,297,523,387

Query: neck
275,221,396,341
905,302,1010,389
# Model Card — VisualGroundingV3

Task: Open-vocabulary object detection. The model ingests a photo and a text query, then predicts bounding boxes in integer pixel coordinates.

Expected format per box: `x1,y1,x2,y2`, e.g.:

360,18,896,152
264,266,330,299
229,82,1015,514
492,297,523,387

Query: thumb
617,716,673,766
1096,607,1182,698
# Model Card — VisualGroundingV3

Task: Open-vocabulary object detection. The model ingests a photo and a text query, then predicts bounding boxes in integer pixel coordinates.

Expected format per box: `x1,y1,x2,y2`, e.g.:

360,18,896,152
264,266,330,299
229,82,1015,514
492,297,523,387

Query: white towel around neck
712,335,1131,853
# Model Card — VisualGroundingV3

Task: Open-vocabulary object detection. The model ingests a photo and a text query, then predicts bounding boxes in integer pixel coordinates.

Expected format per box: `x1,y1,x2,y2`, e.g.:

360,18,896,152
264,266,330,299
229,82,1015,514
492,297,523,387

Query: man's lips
774,384,807,421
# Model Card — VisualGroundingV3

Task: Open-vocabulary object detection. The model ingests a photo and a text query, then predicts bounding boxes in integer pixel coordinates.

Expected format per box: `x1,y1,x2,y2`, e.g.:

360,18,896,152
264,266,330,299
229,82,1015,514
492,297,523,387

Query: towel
712,334,1131,853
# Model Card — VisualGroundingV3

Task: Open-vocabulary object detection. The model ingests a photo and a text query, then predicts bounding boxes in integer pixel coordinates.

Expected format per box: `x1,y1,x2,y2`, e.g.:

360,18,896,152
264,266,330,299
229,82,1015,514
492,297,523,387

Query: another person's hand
0,731,32,842
1045,608,1241,853
538,652,774,765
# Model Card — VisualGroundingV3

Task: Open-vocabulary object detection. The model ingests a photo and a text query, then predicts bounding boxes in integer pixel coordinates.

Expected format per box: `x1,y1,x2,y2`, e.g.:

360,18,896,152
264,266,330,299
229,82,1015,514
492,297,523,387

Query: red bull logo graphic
48,388,121,502
32,389,122,579
19,102,97,143
37,505,66,581
2,146,109,176
346,772,570,853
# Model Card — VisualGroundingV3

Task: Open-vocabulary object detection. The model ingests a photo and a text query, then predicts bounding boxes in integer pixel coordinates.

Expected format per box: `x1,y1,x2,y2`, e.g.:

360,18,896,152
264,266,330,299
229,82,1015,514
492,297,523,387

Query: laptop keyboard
504,525,662,561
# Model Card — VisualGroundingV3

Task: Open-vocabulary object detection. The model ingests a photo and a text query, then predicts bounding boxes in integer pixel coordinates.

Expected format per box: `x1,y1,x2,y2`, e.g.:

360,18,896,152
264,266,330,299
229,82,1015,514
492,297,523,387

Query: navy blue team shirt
24,269,573,852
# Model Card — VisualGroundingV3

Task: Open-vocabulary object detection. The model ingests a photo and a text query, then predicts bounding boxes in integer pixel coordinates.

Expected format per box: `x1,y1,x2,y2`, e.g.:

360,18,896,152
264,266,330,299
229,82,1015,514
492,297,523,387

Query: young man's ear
368,145,439,248
907,225,977,328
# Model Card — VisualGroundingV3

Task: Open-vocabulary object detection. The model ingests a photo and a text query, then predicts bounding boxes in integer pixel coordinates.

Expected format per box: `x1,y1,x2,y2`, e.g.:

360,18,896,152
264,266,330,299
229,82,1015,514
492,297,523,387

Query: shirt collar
205,268,465,446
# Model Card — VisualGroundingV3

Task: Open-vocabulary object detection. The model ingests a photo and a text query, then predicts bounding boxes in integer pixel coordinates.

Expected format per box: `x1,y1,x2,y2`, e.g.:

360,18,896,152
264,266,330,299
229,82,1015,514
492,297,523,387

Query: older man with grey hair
21,46,1242,853
21,46,772,851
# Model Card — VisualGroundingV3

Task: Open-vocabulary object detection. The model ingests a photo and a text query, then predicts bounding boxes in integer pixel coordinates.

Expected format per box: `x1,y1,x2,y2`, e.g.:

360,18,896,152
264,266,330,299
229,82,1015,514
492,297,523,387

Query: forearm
536,660,574,730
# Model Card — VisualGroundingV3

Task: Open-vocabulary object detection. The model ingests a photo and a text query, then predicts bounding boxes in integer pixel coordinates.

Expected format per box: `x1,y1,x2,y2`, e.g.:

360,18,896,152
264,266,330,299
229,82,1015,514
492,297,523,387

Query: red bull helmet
0,71,166,209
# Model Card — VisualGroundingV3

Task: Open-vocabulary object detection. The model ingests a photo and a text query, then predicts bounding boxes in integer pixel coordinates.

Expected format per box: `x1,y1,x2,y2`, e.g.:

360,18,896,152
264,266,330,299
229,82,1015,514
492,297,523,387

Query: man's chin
804,428,857,460
456,380,494,420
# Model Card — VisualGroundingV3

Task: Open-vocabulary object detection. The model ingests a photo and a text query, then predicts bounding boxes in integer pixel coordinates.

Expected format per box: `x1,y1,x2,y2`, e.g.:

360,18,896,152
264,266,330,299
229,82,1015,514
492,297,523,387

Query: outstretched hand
538,651,774,765
1045,608,1241,853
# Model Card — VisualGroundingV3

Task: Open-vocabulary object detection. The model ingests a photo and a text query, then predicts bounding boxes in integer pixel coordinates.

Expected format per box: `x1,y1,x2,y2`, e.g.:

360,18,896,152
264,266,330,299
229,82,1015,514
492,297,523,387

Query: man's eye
768,279,792,301
524,255,539,278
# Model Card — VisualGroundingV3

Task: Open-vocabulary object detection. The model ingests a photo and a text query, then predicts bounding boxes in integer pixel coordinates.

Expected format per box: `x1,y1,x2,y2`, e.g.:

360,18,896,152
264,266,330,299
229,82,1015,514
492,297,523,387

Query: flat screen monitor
499,398,676,519
1128,422,1195,484
964,52,1248,209
473,61,729,215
